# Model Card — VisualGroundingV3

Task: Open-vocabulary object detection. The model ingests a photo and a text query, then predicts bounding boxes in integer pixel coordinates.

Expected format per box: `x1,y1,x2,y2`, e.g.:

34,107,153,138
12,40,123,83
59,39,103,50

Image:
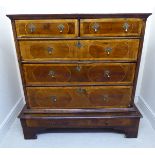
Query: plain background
0,0,155,141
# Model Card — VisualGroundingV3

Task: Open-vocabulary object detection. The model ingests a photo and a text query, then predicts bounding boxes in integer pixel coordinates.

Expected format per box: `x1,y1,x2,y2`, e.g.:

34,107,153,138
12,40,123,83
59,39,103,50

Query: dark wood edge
21,60,137,64
23,107,136,114
24,83,134,87
19,110,142,120
17,36,142,40
17,37,142,41
6,13,152,20
18,103,142,116
19,115,141,119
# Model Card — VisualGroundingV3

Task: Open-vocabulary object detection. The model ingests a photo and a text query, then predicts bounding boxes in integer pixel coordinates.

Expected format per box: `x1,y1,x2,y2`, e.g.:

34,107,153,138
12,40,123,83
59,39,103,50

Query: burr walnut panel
80,18,143,37
15,19,78,38
23,63,136,86
19,39,139,61
26,86,132,109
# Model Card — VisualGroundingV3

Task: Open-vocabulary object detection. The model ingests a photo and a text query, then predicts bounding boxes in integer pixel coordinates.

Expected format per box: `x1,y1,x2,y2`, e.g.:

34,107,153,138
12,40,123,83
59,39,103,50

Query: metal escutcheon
76,41,83,48
76,88,86,94
47,47,53,55
102,95,109,102
75,65,81,72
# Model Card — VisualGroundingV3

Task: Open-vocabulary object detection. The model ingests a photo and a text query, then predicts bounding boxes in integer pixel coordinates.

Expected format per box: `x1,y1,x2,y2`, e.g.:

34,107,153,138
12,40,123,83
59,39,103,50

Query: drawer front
20,39,139,61
26,86,132,109
19,40,77,60
15,20,78,38
80,18,143,37
26,117,133,128
23,63,136,85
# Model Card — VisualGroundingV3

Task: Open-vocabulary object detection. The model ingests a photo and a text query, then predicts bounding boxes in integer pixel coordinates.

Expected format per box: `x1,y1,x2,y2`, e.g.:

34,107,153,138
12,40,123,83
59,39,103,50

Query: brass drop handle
75,65,81,72
123,22,130,32
51,96,57,102
57,24,65,33
102,95,109,102
104,70,111,78
104,47,112,55
48,70,55,78
47,47,53,55
28,23,36,33
77,88,86,94
92,23,100,32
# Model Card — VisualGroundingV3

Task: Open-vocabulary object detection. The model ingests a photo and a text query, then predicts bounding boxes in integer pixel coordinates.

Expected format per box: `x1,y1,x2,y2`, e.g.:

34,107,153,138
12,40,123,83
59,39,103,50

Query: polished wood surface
19,39,139,61
26,86,132,109
80,18,144,37
23,63,136,85
15,20,78,38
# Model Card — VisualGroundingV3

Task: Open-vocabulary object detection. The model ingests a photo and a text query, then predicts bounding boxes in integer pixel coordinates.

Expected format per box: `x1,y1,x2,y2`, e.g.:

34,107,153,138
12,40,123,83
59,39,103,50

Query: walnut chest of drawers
7,13,151,139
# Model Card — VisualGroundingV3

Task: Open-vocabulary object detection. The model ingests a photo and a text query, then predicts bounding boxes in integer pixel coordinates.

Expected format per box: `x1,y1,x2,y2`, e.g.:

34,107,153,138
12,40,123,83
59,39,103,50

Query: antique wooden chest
7,13,151,139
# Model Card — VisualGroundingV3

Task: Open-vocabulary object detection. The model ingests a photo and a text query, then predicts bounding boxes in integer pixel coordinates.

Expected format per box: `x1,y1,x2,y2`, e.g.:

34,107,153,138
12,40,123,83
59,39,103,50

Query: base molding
0,97,24,141
136,96,155,130
19,105,142,139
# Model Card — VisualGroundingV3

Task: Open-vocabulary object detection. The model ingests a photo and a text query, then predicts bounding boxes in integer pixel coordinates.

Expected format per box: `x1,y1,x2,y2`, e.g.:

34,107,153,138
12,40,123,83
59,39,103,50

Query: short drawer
23,63,136,86
19,39,139,61
80,18,143,37
26,86,132,109
15,19,78,38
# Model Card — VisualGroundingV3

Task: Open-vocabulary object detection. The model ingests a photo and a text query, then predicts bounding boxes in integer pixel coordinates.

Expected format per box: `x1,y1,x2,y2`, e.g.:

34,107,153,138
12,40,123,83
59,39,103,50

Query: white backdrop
0,0,155,132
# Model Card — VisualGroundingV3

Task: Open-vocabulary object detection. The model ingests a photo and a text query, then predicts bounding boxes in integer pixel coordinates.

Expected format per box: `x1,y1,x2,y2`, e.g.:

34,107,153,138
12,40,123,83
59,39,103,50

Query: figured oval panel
89,42,129,58
27,87,72,108
88,64,127,82
24,64,71,84
30,44,70,58
20,41,74,60
89,88,132,107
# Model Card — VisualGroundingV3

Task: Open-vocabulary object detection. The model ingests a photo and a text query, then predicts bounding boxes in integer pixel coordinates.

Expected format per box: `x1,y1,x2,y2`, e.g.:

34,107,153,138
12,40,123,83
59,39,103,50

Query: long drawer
26,86,132,109
19,39,139,61
23,63,136,86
